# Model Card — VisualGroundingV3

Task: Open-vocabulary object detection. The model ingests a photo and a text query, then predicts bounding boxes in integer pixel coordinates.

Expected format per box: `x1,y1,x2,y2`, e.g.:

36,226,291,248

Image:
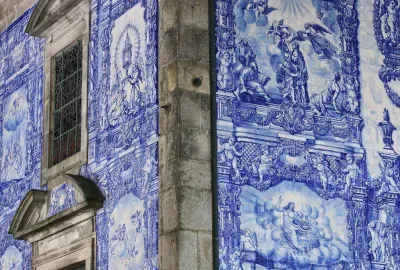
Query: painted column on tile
0,0,159,269
214,0,400,269
84,0,159,269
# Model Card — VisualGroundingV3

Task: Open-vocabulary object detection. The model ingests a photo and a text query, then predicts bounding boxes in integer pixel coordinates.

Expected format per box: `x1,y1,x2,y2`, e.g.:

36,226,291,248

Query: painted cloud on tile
1,88,28,181
215,0,400,269
0,246,23,270
108,193,145,269
86,0,159,269
240,182,350,268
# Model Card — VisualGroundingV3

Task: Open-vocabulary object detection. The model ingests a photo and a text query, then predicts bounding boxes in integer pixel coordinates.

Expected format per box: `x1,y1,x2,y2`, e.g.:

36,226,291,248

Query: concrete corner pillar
158,0,213,269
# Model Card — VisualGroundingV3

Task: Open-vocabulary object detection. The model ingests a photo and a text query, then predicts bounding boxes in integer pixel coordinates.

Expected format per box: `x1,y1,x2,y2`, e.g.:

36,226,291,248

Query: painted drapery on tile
215,0,400,269
0,0,158,269
0,10,45,270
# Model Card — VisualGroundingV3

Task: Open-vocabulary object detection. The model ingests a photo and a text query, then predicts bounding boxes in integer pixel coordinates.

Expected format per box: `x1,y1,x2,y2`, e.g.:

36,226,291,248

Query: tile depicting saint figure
215,0,400,269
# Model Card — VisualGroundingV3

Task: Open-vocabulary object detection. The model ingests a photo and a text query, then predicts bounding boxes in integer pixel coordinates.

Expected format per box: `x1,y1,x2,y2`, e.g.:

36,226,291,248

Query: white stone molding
25,0,90,185
9,174,104,270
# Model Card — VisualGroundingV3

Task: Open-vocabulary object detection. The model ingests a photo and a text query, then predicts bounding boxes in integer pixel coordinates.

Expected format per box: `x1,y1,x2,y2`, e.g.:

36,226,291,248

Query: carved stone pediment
8,190,47,236
8,174,104,242
25,0,90,37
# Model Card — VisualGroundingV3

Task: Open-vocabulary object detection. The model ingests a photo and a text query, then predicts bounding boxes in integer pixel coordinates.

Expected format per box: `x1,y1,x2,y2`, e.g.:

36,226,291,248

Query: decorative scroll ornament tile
0,0,159,269
215,0,400,269
48,183,78,217
85,0,159,269
373,0,400,107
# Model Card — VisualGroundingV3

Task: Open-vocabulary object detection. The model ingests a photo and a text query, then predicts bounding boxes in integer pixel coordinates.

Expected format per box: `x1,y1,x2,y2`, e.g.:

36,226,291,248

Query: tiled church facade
215,0,400,269
0,0,158,269
1,0,400,269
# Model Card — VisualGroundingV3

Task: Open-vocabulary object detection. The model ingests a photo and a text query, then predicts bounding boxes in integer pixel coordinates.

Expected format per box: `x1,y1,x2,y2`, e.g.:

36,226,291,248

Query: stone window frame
60,261,86,270
9,175,104,270
31,0,90,185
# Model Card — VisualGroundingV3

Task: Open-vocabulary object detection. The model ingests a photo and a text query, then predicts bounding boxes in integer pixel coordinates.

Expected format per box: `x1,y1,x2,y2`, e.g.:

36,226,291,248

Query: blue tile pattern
48,183,78,217
0,8,44,270
84,0,159,269
0,0,158,269
215,0,400,269
373,0,400,108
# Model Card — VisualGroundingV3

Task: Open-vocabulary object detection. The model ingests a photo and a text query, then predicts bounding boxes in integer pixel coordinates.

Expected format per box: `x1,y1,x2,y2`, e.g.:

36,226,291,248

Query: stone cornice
0,0,37,33
8,190,48,237
13,200,103,242
25,0,90,38
9,174,104,242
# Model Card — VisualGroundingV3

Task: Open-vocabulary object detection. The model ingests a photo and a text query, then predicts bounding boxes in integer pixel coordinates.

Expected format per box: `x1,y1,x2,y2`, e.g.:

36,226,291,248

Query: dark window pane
77,72,82,97
52,138,60,165
69,102,77,131
61,108,67,134
55,83,62,110
54,111,61,138
77,97,82,123
68,74,77,102
61,133,69,161
76,125,81,151
63,42,80,78
69,128,76,156
59,261,85,270
62,80,69,106
77,40,82,69
55,55,63,84
51,40,83,166
72,265,85,270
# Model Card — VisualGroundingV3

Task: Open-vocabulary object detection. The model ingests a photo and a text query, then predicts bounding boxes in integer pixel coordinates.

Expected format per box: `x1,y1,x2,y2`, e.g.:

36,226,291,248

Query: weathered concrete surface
158,0,213,268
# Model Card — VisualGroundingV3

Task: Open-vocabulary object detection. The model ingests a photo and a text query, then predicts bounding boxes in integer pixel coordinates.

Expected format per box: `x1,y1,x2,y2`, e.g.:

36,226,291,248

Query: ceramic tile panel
214,0,400,269
0,0,158,269
0,8,44,270
84,0,159,269
48,183,78,217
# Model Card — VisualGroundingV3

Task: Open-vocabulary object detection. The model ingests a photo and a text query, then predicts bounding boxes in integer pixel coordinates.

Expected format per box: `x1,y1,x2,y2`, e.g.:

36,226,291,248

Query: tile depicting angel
215,0,400,269
84,0,159,269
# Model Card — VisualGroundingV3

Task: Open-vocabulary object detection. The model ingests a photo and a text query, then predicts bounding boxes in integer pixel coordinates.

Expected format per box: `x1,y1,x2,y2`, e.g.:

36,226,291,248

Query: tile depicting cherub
85,0,159,269
215,0,400,269
108,194,145,269
373,0,400,108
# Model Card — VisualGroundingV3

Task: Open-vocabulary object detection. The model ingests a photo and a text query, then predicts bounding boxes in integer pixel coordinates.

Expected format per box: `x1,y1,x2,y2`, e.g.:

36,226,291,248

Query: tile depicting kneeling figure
215,0,400,269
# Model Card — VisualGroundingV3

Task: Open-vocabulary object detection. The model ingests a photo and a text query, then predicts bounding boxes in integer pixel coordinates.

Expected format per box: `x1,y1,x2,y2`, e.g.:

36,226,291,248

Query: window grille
51,40,83,166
